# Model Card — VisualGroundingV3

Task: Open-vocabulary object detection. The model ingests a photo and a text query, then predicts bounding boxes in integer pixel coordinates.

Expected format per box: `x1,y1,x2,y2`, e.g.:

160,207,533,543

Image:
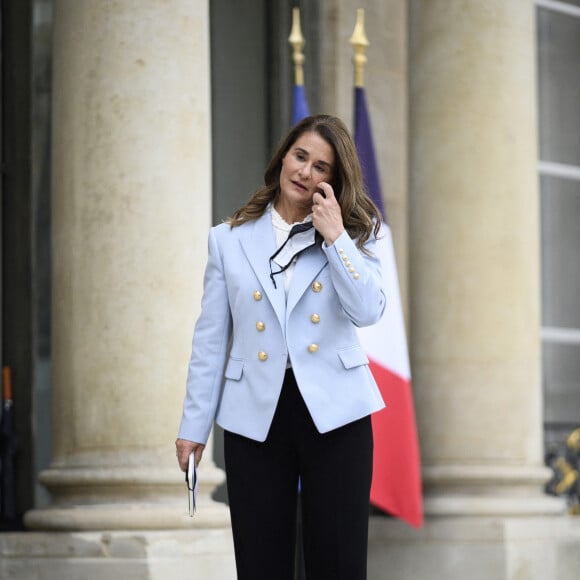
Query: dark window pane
540,176,580,328
543,342,580,425
537,9,580,165
210,0,270,224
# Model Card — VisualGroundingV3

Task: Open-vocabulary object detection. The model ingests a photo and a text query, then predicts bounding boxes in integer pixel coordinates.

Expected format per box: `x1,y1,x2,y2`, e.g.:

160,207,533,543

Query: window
537,0,580,446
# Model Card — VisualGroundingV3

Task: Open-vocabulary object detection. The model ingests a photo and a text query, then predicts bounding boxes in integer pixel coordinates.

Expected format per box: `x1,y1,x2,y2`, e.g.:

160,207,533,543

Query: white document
186,451,198,516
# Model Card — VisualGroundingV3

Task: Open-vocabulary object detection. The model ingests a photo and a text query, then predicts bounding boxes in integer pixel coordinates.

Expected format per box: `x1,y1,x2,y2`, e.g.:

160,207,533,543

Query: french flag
292,83,309,126
354,86,423,528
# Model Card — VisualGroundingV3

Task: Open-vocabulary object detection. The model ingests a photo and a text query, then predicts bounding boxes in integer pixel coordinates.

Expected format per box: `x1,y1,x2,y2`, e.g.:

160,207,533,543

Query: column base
24,461,230,531
424,494,565,518
24,501,231,531
422,463,565,517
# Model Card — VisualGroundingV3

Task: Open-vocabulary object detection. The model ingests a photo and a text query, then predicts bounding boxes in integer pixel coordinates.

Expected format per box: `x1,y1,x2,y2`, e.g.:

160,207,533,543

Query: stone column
25,0,229,531
409,0,561,517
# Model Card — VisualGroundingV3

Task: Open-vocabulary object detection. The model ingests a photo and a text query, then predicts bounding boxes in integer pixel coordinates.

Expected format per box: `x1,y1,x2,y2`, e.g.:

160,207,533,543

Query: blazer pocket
337,345,369,369
224,357,245,381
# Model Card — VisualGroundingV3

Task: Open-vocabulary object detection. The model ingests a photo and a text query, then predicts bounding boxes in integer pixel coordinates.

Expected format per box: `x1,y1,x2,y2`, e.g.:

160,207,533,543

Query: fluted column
25,0,229,530
409,0,562,516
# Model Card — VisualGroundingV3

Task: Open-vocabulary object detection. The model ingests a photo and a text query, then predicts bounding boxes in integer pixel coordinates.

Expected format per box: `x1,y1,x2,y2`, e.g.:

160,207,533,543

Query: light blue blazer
178,208,386,444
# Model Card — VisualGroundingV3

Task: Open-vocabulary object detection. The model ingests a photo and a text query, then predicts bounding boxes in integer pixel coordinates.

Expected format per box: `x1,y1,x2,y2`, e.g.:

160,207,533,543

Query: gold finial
289,7,305,86
350,8,369,88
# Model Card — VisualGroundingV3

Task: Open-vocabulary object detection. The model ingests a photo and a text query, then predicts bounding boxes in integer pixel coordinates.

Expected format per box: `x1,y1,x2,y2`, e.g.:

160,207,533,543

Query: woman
176,115,386,579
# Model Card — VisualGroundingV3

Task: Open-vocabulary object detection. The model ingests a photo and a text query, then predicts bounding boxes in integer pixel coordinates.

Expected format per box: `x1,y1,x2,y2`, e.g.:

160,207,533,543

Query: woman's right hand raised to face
175,438,205,472
311,181,345,246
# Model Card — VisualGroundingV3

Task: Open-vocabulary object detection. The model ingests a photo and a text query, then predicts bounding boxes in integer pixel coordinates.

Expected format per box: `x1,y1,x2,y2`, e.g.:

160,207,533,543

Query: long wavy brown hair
228,115,382,250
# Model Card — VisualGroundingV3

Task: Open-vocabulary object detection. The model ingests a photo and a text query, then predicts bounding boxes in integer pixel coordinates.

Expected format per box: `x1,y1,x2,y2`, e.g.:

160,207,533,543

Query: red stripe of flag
369,360,423,527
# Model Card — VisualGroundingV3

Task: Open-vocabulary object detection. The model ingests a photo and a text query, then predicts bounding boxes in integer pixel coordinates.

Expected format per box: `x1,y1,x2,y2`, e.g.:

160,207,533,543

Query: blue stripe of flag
292,84,310,125
354,87,387,223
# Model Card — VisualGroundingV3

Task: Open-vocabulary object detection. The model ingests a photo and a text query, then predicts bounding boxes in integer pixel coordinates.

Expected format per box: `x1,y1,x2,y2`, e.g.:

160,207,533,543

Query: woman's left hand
312,182,345,246
175,438,205,472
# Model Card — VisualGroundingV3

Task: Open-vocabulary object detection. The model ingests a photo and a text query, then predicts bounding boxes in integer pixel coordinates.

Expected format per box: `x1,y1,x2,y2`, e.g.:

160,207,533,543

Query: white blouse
270,205,314,296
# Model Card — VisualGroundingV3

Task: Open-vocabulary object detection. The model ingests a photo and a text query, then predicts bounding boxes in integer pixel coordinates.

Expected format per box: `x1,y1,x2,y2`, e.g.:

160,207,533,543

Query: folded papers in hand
186,451,198,517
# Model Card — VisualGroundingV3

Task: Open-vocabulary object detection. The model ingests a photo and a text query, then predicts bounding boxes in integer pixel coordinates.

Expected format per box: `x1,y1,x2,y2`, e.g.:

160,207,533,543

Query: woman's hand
311,182,345,246
175,438,205,472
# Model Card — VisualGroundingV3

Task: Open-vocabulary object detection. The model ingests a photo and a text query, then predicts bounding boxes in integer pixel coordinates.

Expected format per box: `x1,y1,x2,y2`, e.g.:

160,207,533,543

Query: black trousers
224,369,373,580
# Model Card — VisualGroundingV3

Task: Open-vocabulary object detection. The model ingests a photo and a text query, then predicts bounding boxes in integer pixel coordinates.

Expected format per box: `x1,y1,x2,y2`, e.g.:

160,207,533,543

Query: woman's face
279,131,335,213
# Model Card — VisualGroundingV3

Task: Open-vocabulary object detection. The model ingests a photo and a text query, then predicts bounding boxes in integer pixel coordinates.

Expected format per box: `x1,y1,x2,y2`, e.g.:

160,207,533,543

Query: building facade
1,0,579,578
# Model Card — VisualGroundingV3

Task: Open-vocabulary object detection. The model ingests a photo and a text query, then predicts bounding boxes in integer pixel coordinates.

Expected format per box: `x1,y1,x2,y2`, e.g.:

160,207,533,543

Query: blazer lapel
286,243,328,316
238,210,286,329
